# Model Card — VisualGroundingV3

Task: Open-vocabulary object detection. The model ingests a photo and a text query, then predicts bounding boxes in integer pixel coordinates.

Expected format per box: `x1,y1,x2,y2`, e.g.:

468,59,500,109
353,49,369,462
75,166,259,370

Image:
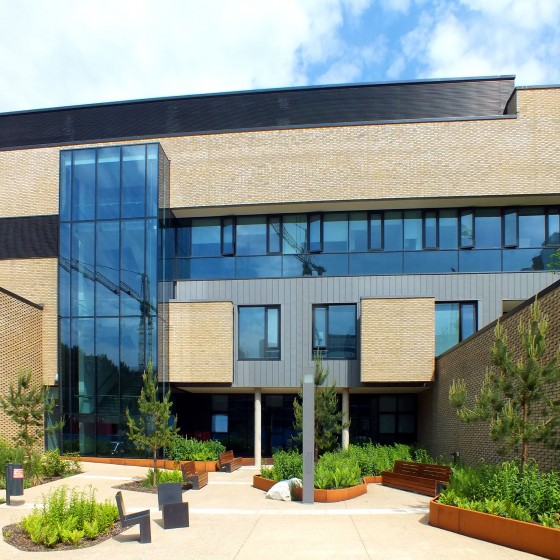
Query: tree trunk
153,448,158,486
521,402,529,469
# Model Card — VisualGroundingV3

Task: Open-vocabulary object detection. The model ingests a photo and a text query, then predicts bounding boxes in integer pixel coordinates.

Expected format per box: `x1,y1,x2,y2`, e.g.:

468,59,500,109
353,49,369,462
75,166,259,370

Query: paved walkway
0,462,543,559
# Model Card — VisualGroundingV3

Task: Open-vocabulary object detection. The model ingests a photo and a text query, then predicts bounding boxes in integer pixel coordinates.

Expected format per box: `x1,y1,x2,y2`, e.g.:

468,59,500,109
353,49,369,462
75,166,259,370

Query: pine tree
293,353,348,462
449,298,560,467
126,362,179,485
0,369,62,465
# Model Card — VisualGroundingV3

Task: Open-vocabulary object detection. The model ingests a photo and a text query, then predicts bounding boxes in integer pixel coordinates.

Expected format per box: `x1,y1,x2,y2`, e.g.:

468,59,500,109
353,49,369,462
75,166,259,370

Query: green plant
259,465,274,479
20,485,118,548
166,436,226,461
0,370,63,469
270,450,303,481
449,298,560,467
126,361,179,486
142,468,184,487
293,352,348,461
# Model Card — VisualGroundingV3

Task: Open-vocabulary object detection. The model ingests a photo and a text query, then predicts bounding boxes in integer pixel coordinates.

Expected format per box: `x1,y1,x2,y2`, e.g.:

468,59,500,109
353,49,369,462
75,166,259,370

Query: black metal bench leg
139,516,151,543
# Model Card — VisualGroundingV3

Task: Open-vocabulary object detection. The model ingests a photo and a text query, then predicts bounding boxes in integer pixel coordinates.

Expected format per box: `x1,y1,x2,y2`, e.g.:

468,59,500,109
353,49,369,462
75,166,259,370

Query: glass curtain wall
59,144,166,456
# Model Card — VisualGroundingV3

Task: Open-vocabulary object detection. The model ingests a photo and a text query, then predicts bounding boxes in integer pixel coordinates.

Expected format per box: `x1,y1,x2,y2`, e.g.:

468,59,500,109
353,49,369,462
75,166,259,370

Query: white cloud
0,0,374,112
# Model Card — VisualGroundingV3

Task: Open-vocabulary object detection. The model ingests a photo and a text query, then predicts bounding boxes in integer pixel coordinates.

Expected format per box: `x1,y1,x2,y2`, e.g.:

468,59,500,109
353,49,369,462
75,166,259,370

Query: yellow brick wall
0,259,57,385
168,301,233,383
1,88,559,219
361,298,435,383
0,289,43,445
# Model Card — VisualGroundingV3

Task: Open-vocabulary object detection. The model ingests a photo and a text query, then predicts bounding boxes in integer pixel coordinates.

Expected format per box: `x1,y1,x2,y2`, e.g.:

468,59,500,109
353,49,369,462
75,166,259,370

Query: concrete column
342,389,350,450
303,373,315,504
254,389,262,469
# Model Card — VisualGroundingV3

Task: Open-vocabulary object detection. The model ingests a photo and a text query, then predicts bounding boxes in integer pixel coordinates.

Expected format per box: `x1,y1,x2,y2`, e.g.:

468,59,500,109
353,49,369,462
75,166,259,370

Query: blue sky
1,0,559,112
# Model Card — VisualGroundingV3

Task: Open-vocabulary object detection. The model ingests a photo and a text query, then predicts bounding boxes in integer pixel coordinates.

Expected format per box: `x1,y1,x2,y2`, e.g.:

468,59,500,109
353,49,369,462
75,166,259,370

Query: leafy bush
166,436,226,461
259,465,274,479
20,485,118,547
41,449,81,478
270,450,303,481
439,461,560,525
314,452,362,489
142,468,184,487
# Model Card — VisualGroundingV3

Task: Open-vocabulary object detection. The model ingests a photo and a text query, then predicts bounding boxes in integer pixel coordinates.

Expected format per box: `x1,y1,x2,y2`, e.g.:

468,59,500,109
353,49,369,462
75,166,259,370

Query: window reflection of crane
59,257,156,369
270,221,326,276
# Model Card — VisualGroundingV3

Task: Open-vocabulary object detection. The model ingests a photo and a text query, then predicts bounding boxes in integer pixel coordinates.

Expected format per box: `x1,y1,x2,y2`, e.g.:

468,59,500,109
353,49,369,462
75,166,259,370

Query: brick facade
361,298,435,383
168,301,233,383
418,279,560,470
0,288,43,445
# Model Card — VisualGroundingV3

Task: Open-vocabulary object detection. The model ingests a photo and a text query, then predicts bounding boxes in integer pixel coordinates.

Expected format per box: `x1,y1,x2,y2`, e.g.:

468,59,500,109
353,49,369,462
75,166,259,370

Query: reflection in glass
96,147,120,219
404,251,458,273
268,216,282,254
349,212,367,252
146,144,159,218
236,256,282,278
72,318,95,413
189,257,235,279
96,221,120,315
238,306,280,360
369,213,382,250
222,217,235,255
71,222,95,316
323,213,348,252
191,218,221,256
459,250,501,272
460,210,473,248
349,252,403,275
460,303,477,341
547,209,560,246
313,307,327,348
313,304,356,359
237,216,267,255
72,149,96,221
121,145,146,218
424,211,437,249
503,248,546,271
96,317,119,411
175,219,190,257
308,214,322,252
518,207,545,248
283,214,307,254
120,220,145,316
282,254,347,277
435,303,459,356
475,208,501,248
439,209,458,249
60,151,72,222
384,211,403,251
404,210,422,250
59,223,71,317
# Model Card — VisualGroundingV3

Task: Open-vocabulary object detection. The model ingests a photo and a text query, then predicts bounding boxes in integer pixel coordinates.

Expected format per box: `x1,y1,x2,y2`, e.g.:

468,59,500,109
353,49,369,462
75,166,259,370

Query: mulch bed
113,480,192,493
2,522,124,552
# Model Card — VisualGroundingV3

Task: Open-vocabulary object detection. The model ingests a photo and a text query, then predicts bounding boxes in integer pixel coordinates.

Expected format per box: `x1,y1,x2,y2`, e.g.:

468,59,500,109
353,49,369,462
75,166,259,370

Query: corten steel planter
363,475,382,484
252,475,276,492
291,483,367,502
193,460,218,472
429,498,560,560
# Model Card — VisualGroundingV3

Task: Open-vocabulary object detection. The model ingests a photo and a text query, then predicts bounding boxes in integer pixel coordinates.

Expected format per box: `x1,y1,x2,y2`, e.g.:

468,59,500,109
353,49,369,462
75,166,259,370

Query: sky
1,0,559,113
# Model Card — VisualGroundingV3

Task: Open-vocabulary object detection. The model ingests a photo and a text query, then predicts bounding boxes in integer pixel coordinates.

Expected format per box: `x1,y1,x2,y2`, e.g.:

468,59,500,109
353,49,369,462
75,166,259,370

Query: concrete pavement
0,461,543,559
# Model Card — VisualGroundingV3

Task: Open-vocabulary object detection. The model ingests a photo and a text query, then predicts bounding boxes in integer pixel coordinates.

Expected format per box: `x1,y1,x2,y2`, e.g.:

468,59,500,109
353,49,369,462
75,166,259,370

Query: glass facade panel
71,222,95,316
313,306,327,349
222,217,235,255
146,144,159,218
460,303,477,341
349,212,367,252
175,219,190,258
96,147,120,219
502,248,548,271
120,220,145,316
460,210,474,248
475,208,501,248
308,214,322,252
323,213,348,252
59,223,71,317
519,207,545,248
282,254,348,277
283,214,307,254
369,212,382,250
60,151,72,222
96,317,120,413
237,216,267,255
404,251,458,273
191,218,221,256
236,256,282,278
72,149,96,221
435,303,459,356
404,210,422,250
238,306,280,360
313,304,356,359
95,221,120,315
349,252,402,275
267,216,282,254
424,211,437,249
71,318,95,413
547,209,560,246
439,209,458,249
384,211,403,251
189,257,235,279
459,249,501,272
503,209,518,247
121,145,146,218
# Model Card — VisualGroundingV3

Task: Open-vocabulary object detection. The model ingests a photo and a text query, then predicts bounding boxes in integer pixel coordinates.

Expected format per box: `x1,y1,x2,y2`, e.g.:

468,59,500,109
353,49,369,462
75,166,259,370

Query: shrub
20,485,118,547
270,450,303,481
439,461,560,525
142,468,184,487
40,449,81,478
314,452,362,489
166,436,226,461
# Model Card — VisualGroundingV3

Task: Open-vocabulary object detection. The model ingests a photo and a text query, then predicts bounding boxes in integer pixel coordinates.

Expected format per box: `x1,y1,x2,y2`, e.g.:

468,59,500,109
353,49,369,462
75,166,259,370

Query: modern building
1,75,559,463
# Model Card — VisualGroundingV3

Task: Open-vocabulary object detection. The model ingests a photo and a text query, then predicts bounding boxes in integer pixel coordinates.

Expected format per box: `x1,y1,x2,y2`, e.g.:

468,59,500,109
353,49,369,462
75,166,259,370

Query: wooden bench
381,461,451,497
115,491,151,543
218,450,242,472
181,461,208,490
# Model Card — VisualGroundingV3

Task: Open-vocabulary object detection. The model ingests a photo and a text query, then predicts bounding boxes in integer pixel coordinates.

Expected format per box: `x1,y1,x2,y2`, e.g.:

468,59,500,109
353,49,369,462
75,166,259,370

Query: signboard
13,468,23,479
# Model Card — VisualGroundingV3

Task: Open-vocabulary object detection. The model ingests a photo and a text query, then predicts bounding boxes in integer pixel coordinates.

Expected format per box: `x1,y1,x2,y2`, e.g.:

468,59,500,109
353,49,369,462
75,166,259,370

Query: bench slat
381,461,451,497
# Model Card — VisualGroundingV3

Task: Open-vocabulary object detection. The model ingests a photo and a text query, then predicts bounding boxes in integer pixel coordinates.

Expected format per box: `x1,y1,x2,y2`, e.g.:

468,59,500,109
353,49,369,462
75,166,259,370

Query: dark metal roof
0,76,516,150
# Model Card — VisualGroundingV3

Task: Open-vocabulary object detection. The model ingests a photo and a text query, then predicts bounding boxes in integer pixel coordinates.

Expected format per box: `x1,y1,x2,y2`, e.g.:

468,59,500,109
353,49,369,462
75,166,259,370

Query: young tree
449,298,560,467
0,369,62,465
293,353,348,462
126,362,179,486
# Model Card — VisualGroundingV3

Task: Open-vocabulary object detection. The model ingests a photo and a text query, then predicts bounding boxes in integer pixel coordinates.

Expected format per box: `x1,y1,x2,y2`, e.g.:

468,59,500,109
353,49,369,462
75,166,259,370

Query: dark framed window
308,213,322,253
267,216,282,254
435,301,477,356
384,211,403,251
475,208,501,249
238,306,280,360
459,210,474,248
368,212,383,251
404,210,422,251
546,208,560,246
423,210,438,249
503,209,518,247
439,209,458,249
518,207,545,248
221,217,235,256
312,304,356,359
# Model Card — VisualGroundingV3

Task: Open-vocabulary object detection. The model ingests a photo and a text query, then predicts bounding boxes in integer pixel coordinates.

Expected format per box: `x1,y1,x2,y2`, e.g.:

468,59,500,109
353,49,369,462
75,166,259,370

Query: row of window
238,302,477,360
166,206,560,259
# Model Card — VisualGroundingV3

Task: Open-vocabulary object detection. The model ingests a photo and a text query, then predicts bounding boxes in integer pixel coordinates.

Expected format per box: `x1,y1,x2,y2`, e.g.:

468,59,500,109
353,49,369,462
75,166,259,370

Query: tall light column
342,389,350,450
254,388,262,469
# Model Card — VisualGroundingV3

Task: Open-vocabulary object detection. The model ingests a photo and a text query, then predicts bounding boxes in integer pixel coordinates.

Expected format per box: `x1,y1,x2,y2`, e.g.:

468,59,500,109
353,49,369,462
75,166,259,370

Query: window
423,210,438,249
475,208,501,248
435,302,477,356
404,210,422,250
369,212,383,250
221,217,235,255
459,210,474,248
308,213,322,252
267,216,282,254
312,304,356,359
546,208,560,246
503,209,518,247
238,306,280,360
